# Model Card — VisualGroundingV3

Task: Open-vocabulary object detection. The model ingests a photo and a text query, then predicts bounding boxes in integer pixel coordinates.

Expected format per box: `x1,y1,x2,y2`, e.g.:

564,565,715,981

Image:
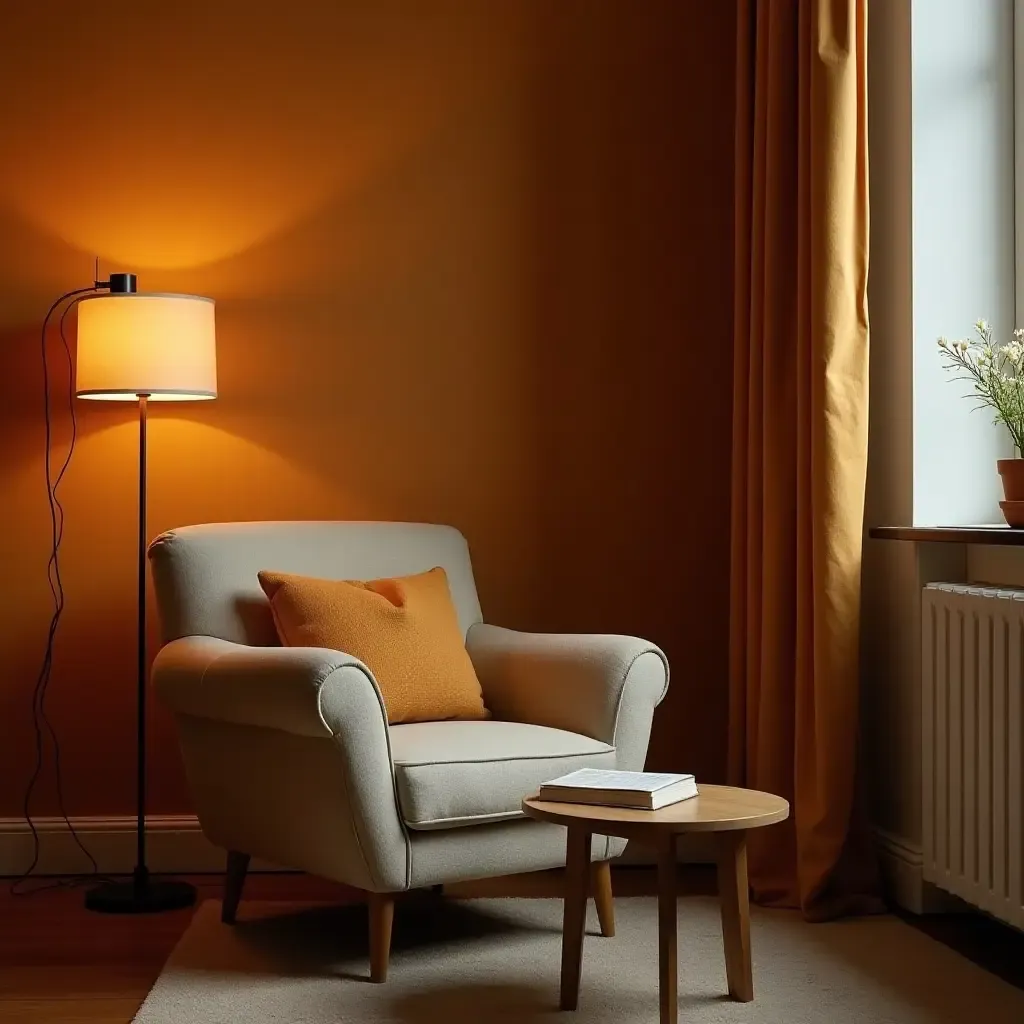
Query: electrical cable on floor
11,286,115,895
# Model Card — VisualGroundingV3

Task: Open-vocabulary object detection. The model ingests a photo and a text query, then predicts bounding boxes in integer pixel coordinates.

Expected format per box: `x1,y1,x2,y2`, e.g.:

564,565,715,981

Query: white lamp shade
75,293,217,401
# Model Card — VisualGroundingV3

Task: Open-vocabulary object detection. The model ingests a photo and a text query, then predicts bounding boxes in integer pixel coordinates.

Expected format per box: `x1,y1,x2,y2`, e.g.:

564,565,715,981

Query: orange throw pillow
257,567,488,725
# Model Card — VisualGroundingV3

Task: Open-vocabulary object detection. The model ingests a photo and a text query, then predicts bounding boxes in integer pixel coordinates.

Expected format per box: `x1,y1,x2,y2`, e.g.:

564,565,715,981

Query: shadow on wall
0,0,736,816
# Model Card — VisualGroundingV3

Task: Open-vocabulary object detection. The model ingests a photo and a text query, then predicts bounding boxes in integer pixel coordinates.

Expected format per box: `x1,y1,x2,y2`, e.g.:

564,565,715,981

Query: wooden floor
1,867,1020,1022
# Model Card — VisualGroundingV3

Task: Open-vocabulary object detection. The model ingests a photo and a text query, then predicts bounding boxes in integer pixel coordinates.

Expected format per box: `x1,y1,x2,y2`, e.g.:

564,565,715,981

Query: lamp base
85,870,196,914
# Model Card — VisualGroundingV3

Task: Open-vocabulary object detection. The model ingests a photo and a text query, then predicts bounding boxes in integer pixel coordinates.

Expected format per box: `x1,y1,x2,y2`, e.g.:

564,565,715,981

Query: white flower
937,324,1024,450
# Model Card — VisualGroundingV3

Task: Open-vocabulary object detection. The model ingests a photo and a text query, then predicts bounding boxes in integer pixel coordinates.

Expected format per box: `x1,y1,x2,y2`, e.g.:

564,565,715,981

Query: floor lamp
74,274,217,913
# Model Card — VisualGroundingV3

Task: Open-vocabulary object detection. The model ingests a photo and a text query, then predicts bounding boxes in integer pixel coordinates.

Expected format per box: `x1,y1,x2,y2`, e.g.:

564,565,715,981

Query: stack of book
538,768,698,810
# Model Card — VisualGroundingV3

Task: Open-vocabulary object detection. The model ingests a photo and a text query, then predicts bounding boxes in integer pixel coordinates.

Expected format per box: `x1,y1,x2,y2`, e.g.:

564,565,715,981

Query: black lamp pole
84,276,196,914
136,393,149,883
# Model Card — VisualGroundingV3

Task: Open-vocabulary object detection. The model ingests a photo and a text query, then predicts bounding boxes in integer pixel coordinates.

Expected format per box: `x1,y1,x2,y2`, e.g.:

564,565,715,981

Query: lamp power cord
11,284,114,895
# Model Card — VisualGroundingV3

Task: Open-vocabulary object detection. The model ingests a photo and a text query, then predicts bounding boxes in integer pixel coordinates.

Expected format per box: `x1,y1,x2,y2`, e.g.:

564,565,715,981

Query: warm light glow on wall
75,293,217,401
0,8,508,274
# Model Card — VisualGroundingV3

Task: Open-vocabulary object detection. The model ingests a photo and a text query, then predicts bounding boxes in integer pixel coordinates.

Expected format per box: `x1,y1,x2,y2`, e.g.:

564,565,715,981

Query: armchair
150,522,669,981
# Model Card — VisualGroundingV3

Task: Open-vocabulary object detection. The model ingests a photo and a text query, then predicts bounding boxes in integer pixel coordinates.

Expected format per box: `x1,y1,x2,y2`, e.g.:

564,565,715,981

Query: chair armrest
154,636,410,892
465,624,669,771
153,635,390,741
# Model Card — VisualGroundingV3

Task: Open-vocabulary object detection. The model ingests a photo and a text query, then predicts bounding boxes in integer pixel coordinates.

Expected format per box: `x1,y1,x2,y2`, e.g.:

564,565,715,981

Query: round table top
522,784,789,838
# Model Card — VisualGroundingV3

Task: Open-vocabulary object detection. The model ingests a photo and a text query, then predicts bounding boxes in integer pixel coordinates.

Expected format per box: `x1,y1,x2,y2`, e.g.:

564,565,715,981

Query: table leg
560,828,592,1011
657,835,678,1024
592,859,615,937
716,830,753,1001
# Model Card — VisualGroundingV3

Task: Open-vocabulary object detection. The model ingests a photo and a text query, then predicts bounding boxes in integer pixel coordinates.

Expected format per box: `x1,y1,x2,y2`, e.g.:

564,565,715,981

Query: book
538,769,698,810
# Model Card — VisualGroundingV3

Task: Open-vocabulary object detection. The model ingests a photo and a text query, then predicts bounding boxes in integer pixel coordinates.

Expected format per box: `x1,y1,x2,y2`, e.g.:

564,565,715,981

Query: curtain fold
729,0,882,919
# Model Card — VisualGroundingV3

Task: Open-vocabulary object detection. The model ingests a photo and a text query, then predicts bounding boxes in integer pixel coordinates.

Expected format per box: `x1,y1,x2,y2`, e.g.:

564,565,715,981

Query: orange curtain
729,0,882,919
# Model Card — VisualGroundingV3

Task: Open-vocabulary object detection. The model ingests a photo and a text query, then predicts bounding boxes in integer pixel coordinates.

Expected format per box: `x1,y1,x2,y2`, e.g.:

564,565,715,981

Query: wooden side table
523,784,789,1024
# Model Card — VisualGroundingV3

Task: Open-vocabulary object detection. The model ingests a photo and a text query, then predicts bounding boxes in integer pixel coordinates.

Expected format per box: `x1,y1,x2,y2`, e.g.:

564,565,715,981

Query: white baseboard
875,826,925,912
873,826,967,914
0,815,283,877
0,815,717,878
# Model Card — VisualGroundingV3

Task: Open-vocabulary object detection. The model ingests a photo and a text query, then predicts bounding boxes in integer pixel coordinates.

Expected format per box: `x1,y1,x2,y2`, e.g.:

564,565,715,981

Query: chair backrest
148,521,483,646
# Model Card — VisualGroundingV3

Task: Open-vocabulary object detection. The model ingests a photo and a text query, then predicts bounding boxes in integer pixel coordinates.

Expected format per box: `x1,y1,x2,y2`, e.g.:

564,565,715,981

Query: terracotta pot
1000,501,1024,527
997,458,1024,501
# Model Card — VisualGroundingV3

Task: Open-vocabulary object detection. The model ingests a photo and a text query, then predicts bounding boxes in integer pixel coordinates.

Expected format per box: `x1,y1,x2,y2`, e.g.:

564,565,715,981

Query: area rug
133,897,1024,1023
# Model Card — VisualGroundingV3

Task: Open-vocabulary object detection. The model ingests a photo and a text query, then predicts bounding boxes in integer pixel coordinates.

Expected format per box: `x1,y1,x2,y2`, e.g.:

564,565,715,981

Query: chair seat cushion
390,720,615,830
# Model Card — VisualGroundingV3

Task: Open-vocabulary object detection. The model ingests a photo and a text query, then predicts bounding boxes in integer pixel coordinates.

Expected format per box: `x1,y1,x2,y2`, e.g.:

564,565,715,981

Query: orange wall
0,1,735,816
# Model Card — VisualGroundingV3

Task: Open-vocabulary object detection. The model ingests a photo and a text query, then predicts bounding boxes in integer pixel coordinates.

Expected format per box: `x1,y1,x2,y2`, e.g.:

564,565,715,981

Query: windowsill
869,525,1024,545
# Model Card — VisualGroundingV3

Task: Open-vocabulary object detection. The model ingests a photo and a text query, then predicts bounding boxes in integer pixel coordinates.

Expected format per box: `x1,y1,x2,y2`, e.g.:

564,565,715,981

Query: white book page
542,769,693,792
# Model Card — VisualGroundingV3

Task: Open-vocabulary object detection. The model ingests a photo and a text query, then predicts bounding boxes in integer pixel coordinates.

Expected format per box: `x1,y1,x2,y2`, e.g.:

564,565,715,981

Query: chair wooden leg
221,851,250,924
368,892,394,983
593,860,615,937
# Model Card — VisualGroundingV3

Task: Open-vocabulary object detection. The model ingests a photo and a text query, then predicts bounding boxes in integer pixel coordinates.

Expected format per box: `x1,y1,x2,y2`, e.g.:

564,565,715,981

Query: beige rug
134,897,1024,1023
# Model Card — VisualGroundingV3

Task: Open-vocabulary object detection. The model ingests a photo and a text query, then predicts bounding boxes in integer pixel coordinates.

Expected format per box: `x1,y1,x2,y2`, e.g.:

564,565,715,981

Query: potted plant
938,319,1024,525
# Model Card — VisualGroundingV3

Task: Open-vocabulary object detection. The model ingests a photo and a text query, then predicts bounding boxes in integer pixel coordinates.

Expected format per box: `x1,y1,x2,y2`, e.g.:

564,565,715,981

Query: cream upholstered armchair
150,522,669,981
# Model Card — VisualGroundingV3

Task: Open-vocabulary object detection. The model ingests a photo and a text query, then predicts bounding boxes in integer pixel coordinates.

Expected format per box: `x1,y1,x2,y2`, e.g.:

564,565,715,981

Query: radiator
922,583,1024,928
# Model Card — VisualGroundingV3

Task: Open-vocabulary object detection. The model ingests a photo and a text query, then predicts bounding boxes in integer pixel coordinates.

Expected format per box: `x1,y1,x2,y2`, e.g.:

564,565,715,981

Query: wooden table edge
521,790,790,841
